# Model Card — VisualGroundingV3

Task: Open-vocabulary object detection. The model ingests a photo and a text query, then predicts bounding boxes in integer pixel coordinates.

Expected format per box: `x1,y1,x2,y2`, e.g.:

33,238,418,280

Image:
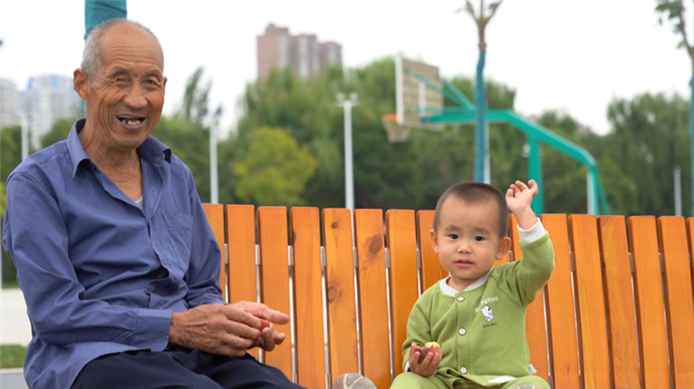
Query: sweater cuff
517,218,546,244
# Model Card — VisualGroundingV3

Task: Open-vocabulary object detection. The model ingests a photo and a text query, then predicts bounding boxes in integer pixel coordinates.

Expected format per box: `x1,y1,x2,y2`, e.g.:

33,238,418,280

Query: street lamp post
209,106,222,204
336,92,359,210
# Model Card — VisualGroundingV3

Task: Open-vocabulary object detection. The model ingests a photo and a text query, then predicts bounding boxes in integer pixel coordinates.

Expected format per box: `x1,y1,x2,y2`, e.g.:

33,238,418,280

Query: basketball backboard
383,56,444,142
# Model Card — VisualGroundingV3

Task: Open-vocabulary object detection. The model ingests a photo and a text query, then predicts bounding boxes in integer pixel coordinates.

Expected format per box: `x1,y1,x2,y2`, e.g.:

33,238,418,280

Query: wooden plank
541,214,580,389
322,209,359,382
257,207,292,378
202,204,226,300
225,205,258,359
417,210,447,291
688,219,694,290
657,217,694,389
597,216,640,389
627,216,670,389
568,215,610,389
291,207,326,389
354,209,391,388
386,210,419,377
510,214,549,384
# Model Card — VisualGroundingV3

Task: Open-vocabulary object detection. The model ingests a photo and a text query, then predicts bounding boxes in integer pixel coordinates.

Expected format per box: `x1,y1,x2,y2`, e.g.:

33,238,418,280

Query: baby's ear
430,229,440,253
495,236,511,260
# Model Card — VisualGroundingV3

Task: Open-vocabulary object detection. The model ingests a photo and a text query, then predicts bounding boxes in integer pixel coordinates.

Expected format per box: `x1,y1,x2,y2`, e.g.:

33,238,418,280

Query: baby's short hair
432,182,509,238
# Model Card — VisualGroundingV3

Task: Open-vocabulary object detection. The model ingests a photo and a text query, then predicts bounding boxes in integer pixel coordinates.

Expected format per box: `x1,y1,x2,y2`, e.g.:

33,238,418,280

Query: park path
0,289,30,389
1,288,31,346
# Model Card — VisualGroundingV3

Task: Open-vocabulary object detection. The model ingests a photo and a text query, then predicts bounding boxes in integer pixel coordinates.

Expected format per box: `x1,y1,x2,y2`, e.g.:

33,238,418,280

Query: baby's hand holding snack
409,342,441,377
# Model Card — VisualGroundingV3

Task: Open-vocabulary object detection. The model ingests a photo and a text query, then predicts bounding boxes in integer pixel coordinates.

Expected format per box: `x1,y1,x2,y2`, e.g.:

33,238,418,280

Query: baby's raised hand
409,342,441,377
506,180,538,230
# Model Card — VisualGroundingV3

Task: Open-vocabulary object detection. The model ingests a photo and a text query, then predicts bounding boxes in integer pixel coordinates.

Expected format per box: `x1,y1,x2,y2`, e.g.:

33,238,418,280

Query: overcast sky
0,0,691,136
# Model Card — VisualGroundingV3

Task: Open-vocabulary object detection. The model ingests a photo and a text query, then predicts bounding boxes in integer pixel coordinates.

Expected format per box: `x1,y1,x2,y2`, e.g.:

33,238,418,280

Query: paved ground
1,288,32,346
0,369,28,389
0,289,30,388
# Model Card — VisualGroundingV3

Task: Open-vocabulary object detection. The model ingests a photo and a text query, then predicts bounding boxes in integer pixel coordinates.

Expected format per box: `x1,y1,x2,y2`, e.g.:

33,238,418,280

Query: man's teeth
117,115,144,125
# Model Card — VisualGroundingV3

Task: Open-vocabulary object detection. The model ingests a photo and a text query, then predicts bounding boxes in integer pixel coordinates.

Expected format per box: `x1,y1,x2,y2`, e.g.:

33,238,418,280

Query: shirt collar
67,119,172,178
439,268,493,296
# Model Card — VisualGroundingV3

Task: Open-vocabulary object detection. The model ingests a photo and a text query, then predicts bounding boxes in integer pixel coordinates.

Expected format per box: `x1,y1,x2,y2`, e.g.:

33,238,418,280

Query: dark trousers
71,347,305,389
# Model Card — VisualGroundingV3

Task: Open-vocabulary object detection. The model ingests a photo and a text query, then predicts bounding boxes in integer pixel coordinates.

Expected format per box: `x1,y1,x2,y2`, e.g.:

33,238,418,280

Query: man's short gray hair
81,19,164,77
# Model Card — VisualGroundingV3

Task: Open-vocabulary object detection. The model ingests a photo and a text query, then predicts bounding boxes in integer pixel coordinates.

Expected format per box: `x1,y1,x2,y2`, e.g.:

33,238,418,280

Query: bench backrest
202,205,694,389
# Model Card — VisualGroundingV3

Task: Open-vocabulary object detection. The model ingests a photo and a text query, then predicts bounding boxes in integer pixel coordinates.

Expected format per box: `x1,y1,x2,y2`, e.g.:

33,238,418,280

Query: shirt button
458,328,466,336
460,366,467,374
162,259,167,265
457,296,465,302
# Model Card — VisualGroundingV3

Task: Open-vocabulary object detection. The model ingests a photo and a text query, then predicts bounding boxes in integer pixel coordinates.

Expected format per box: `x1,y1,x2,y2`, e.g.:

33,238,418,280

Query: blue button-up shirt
3,119,225,389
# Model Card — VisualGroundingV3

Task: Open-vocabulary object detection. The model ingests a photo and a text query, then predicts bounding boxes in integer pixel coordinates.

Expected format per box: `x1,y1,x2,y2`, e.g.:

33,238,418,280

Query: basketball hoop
381,114,411,143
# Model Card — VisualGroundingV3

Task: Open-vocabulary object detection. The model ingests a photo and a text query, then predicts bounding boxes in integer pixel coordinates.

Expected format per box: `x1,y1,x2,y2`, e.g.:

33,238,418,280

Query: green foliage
0,345,27,368
40,118,74,148
234,127,317,206
655,0,692,52
180,66,212,123
603,93,690,216
152,116,211,202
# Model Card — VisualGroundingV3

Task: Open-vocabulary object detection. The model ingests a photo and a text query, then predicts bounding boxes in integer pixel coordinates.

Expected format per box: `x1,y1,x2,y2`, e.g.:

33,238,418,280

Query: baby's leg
390,372,449,389
498,375,550,389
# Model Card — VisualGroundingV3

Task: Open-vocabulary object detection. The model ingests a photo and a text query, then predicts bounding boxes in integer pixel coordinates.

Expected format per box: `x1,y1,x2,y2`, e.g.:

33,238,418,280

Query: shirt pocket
163,213,194,272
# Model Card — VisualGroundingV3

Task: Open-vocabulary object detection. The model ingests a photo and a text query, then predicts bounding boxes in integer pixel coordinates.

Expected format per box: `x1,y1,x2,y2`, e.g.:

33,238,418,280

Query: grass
1,281,19,289
0,345,26,368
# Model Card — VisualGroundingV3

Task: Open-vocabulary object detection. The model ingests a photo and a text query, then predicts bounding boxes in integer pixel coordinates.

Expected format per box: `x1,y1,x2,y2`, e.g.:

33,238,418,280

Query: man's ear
495,236,512,260
430,229,440,254
73,69,89,100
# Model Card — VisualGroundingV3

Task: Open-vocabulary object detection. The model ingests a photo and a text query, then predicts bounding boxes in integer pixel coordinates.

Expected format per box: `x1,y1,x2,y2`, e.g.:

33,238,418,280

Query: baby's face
431,197,509,291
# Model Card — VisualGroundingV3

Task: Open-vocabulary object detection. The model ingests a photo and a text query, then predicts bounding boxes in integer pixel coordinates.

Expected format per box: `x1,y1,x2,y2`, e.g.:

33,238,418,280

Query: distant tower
256,24,342,80
0,78,20,129
21,75,82,148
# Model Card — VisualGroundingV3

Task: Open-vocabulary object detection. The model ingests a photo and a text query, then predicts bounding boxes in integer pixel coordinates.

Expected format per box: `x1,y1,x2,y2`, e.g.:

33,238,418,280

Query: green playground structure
409,69,610,216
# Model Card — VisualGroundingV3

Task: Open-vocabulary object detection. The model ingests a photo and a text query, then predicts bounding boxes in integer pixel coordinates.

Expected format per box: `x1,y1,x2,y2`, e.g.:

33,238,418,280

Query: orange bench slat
597,216,640,389
291,207,326,389
568,215,610,389
202,204,226,301
257,207,292,378
541,214,580,389
354,209,391,388
386,210,419,376
322,209,359,381
628,216,670,389
658,217,694,388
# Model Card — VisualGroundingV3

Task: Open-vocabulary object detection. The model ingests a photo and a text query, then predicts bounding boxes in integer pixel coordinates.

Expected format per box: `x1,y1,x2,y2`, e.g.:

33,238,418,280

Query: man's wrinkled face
76,24,166,152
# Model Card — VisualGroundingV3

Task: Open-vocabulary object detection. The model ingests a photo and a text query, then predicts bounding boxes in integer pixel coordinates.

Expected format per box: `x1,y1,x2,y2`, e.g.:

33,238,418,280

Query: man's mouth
117,114,146,126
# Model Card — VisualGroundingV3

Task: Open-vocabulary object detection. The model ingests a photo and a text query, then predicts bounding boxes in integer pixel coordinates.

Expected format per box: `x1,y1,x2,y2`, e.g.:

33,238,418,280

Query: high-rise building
0,78,20,129
257,24,342,80
21,75,82,148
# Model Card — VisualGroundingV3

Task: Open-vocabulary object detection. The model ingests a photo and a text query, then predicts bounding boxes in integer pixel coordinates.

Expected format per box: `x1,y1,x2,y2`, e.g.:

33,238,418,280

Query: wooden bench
202,205,694,389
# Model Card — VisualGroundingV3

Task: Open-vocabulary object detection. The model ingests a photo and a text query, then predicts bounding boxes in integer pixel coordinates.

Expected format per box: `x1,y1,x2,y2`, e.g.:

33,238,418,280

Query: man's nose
123,84,147,109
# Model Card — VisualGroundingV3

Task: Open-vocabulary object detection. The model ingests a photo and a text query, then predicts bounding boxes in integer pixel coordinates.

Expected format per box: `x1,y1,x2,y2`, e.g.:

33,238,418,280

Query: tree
459,0,504,183
601,93,690,216
656,0,694,215
40,118,74,148
233,127,317,206
179,66,212,123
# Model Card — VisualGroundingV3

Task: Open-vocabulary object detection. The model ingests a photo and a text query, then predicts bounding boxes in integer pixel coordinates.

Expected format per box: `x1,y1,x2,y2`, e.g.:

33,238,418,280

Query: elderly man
3,19,307,389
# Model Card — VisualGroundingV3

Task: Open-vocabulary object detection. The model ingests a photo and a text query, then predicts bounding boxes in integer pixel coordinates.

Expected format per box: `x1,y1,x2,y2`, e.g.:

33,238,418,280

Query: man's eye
145,79,157,85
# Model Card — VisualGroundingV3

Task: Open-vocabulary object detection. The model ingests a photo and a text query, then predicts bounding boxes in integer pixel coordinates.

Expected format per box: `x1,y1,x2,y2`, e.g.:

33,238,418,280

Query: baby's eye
474,236,484,242
448,234,458,239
